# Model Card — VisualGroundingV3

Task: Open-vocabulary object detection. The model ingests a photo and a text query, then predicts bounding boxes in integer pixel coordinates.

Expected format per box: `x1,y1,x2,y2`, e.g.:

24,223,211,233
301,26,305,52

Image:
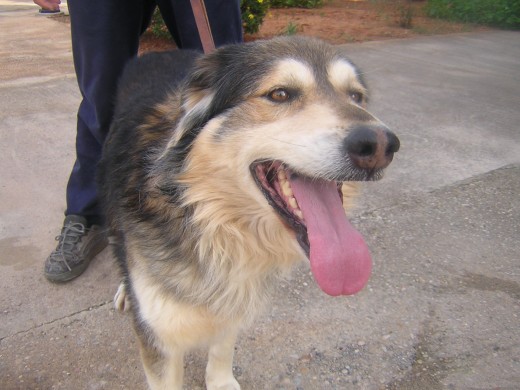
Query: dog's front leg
140,343,185,390
205,328,240,390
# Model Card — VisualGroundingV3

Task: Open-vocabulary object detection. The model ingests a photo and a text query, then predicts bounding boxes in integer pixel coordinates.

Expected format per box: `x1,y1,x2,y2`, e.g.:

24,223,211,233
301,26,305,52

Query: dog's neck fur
131,171,303,326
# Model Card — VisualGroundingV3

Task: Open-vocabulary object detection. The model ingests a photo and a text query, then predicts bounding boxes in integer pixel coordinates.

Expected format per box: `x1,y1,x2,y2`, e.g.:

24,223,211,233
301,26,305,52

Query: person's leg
45,0,156,282
157,0,243,50
66,0,155,225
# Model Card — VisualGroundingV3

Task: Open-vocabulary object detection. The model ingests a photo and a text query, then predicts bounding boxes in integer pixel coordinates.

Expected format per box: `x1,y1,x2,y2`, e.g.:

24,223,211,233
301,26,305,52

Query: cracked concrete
1,2,519,389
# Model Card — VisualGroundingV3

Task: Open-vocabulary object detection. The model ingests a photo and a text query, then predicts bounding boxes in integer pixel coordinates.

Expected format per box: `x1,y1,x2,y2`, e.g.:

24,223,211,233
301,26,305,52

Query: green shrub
241,0,324,35
270,0,323,8
148,0,326,39
148,2,271,39
241,0,270,34
149,8,171,39
426,0,520,29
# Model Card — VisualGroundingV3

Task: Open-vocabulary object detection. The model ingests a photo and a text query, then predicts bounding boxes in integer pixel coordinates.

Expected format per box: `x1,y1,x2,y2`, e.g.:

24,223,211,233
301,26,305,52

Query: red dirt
249,0,486,43
51,1,487,53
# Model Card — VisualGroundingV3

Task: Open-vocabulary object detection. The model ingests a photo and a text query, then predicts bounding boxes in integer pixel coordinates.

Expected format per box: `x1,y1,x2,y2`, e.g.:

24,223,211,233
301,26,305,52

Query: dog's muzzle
344,124,400,171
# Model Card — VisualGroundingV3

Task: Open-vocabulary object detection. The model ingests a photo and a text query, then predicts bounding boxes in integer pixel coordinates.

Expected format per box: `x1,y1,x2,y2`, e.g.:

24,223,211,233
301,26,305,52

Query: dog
98,36,399,390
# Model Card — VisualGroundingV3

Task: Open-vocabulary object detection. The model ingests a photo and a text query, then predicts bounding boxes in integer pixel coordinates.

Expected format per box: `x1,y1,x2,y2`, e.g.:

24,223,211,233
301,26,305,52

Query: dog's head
158,37,399,297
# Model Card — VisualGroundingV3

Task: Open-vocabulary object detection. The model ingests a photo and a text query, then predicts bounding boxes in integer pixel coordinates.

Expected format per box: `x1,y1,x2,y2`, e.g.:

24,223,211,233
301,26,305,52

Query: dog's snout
344,125,400,170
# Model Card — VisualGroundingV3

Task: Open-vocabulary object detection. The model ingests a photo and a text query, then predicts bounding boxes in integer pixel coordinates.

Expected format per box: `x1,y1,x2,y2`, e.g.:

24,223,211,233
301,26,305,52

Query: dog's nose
344,125,400,170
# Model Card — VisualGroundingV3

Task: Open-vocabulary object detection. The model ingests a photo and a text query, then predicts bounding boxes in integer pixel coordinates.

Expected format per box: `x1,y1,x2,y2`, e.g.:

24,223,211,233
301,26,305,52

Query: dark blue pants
66,0,243,226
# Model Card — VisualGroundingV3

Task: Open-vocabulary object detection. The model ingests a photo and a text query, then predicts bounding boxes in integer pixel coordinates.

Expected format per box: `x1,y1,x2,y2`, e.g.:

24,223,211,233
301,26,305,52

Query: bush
148,2,271,39
241,0,270,34
270,0,323,8
149,0,325,39
242,0,323,35
149,9,171,39
426,0,520,29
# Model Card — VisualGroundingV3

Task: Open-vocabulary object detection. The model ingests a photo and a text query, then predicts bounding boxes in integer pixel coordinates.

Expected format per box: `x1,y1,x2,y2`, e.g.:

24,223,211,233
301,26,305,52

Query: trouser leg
65,0,156,225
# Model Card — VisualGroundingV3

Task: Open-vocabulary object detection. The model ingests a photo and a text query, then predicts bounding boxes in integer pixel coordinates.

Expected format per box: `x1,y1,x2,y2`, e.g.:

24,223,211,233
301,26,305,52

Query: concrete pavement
1,3,519,389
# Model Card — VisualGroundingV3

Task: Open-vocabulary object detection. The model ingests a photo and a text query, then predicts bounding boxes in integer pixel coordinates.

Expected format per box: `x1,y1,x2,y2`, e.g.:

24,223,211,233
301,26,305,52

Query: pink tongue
289,176,372,296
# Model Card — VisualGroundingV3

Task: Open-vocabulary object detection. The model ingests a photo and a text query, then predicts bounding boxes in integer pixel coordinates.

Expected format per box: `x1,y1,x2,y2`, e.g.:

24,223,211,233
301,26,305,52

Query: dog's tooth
294,209,304,220
288,196,298,209
277,169,287,181
282,180,293,197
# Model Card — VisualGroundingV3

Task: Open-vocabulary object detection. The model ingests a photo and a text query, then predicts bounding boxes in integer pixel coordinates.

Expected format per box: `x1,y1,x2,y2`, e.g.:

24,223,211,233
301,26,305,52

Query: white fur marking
159,92,216,159
114,282,130,312
269,59,316,90
327,59,362,92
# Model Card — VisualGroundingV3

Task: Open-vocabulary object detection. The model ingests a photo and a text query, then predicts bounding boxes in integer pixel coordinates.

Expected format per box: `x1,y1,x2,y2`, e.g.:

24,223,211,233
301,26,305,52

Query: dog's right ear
181,44,262,121
156,45,259,182
153,55,225,186
181,54,222,112
160,59,220,168
162,48,251,164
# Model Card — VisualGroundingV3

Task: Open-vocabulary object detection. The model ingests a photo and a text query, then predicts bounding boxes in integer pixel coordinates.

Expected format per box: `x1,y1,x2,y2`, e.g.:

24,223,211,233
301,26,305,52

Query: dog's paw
114,282,131,312
206,376,241,390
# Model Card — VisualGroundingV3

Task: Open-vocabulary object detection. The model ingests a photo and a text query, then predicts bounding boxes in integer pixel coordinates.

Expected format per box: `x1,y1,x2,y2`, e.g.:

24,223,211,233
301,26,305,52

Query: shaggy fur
99,36,398,390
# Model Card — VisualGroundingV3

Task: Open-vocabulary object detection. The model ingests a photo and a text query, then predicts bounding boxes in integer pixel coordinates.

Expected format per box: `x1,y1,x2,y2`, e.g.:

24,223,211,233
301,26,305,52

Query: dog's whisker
356,66,386,76
268,137,308,148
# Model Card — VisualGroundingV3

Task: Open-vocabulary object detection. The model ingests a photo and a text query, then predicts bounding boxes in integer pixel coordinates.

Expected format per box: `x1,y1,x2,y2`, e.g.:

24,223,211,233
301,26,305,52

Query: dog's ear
185,49,249,110
155,44,269,189
159,47,260,170
155,55,224,175
159,60,222,174
153,51,242,189
181,44,266,120
181,55,221,112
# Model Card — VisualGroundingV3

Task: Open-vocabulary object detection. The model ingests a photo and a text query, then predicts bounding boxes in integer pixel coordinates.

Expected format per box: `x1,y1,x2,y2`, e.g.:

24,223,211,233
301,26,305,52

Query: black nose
344,125,400,170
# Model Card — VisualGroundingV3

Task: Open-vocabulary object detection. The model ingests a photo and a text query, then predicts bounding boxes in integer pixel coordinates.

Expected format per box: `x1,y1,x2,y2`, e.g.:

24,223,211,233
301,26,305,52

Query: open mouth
251,161,372,297
251,161,312,255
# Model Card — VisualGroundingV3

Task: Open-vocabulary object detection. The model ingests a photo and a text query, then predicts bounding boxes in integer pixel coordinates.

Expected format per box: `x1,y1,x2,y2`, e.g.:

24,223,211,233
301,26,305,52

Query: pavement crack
0,300,113,342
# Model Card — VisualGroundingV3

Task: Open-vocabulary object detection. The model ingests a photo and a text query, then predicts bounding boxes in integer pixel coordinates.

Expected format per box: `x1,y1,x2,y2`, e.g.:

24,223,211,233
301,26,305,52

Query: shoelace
51,222,86,271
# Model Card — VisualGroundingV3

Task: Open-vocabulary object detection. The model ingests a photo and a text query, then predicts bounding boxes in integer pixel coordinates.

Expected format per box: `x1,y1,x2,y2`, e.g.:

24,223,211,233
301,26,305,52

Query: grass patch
271,0,323,8
426,0,520,29
283,21,299,35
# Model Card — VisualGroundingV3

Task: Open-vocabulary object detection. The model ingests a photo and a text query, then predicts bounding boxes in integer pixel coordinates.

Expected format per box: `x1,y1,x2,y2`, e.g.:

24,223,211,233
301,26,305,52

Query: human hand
33,0,61,11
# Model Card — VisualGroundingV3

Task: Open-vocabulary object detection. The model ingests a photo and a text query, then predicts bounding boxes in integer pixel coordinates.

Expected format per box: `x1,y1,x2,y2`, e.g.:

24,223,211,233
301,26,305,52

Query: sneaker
38,9,62,15
44,215,108,283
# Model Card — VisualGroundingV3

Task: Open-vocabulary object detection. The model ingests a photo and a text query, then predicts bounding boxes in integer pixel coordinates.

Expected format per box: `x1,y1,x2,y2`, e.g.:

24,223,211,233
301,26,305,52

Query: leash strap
190,0,216,54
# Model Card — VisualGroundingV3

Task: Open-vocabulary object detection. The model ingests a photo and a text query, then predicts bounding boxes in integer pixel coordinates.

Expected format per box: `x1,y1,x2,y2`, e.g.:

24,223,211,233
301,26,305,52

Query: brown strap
190,0,216,54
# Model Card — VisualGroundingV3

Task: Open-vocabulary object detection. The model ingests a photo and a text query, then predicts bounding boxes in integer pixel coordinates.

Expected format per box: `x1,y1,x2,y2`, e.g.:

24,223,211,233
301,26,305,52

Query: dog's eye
267,88,291,103
349,91,363,104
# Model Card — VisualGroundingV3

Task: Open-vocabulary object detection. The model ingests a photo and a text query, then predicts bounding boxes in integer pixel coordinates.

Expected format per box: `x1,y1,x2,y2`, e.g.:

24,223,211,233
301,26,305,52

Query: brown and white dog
99,36,399,390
